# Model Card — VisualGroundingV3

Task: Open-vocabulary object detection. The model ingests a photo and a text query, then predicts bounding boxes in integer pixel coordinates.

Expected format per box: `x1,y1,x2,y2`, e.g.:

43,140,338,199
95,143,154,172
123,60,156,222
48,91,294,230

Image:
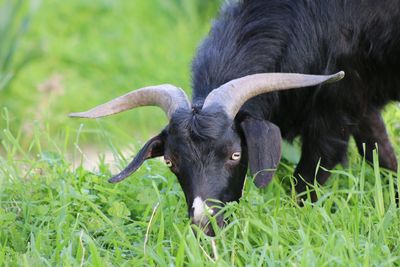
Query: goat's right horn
202,71,345,119
69,84,190,120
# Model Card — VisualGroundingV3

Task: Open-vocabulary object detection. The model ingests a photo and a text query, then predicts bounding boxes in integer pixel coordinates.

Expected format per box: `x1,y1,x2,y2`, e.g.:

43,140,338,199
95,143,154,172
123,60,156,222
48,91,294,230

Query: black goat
70,0,400,235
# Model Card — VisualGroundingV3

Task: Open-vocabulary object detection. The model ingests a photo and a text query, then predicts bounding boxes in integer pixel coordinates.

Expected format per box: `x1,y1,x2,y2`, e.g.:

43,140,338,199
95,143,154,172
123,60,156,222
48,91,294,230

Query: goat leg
353,108,398,204
295,127,350,202
353,109,397,171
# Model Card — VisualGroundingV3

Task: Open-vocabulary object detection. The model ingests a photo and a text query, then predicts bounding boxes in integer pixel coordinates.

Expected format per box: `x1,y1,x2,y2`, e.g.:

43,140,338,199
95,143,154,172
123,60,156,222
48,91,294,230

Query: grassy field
1,0,400,266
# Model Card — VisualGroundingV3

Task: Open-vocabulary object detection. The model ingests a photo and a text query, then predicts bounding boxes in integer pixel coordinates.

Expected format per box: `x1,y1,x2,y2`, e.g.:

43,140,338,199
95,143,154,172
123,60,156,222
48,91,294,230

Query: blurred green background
1,0,222,149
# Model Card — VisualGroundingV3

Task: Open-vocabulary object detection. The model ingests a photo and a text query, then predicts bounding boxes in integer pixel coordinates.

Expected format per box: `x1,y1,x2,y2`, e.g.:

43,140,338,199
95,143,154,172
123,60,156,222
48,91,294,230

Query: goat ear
108,132,165,183
240,117,282,188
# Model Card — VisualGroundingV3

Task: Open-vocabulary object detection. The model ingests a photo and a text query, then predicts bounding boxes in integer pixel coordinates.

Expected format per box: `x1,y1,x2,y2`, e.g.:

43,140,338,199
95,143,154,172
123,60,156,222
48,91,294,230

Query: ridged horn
69,84,190,119
202,71,345,118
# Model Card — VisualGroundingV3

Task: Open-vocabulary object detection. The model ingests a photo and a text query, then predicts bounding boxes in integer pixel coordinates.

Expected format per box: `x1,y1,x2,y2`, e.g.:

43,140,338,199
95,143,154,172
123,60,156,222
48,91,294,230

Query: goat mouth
191,212,225,237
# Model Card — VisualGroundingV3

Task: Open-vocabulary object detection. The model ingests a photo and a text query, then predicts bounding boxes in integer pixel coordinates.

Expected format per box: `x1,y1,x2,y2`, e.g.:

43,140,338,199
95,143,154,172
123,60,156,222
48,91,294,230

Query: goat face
69,72,344,235
164,109,248,234
108,108,283,235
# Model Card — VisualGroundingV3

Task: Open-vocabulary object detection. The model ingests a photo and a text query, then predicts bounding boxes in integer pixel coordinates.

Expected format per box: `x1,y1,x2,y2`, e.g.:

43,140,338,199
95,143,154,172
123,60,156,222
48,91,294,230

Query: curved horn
69,84,190,119
202,71,345,118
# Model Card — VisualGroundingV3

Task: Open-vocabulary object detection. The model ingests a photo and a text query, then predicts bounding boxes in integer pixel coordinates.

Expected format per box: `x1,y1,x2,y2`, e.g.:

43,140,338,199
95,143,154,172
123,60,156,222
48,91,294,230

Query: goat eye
164,159,173,167
230,152,241,161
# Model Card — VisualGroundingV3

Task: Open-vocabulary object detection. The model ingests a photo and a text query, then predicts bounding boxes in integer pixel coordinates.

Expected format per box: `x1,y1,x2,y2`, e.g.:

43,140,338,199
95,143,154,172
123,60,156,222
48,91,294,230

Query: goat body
192,0,400,200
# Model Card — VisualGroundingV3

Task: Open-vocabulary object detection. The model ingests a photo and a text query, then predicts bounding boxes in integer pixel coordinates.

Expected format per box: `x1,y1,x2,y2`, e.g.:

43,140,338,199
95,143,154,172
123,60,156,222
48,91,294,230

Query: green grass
1,0,400,266
0,0,38,92
1,107,400,266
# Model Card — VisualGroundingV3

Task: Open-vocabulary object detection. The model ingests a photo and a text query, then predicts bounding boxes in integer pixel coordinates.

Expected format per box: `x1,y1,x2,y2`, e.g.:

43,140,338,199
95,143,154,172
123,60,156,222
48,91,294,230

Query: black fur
192,0,400,200
166,108,247,207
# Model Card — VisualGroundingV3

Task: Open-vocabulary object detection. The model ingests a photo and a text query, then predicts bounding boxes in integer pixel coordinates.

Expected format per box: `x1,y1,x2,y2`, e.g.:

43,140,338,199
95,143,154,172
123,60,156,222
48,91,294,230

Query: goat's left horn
69,84,190,120
202,71,345,119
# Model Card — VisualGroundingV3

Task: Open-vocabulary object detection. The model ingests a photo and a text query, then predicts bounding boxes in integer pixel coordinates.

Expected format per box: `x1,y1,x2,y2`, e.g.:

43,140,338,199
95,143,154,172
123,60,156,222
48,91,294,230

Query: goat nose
189,197,224,236
190,197,225,236
191,196,214,226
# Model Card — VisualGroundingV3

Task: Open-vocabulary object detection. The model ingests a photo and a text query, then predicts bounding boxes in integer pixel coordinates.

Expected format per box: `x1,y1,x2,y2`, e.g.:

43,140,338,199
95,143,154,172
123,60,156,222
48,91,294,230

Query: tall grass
1,107,400,265
0,0,38,92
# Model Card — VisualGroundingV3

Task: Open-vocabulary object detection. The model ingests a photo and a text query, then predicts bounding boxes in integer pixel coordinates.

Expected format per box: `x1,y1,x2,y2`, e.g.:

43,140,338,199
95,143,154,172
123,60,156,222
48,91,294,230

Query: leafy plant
0,0,37,91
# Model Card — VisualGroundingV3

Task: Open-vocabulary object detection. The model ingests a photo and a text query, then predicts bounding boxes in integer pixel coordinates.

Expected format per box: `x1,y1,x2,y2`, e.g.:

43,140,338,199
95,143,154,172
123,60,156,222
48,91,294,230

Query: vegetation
0,0,38,92
1,0,400,265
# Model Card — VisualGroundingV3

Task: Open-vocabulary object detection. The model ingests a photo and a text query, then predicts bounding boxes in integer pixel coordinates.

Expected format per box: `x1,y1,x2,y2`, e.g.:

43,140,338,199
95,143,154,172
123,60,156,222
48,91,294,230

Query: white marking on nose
192,196,214,224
